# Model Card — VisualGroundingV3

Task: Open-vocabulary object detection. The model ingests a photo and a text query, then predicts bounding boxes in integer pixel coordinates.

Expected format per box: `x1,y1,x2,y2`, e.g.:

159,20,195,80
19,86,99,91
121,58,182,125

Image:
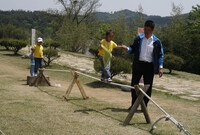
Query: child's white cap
37,37,43,43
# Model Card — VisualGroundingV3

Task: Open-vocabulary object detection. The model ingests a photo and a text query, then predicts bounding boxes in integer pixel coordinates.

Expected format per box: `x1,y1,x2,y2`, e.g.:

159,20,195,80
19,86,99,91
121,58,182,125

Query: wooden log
32,69,51,86
123,85,150,126
27,76,50,86
141,101,151,124
63,71,88,100
41,70,51,86
64,76,76,100
76,77,88,99
34,71,43,86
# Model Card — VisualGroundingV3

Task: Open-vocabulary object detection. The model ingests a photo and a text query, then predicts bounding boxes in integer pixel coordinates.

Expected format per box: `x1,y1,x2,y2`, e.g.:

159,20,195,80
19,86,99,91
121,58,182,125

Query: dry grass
0,48,199,135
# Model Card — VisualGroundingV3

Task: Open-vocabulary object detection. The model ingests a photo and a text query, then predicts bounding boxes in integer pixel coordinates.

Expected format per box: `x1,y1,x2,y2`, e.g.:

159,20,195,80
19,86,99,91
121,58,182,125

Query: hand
159,68,163,78
120,45,128,50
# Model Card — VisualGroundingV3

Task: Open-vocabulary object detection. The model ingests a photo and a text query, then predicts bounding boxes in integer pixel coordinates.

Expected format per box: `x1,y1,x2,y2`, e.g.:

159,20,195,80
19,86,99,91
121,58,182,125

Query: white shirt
139,36,154,63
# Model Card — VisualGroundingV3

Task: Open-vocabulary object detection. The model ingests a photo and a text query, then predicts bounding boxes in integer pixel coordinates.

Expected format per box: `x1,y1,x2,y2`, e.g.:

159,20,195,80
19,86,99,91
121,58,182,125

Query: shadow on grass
19,79,28,85
3,53,22,57
74,107,129,114
36,86,63,100
73,104,151,133
72,103,124,123
100,107,128,112
30,84,151,133
163,71,178,76
0,48,12,51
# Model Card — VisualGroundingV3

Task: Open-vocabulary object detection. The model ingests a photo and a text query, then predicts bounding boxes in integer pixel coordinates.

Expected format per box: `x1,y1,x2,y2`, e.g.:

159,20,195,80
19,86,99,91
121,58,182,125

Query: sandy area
54,52,200,101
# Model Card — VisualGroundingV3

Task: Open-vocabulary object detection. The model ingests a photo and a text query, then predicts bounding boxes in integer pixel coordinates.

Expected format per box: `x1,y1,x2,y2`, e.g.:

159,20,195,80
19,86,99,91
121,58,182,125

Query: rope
0,130,5,135
42,68,70,73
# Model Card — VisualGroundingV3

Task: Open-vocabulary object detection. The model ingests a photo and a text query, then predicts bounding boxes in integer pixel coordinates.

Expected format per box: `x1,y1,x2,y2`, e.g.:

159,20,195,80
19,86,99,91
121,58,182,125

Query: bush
43,48,60,66
94,57,132,78
89,46,98,58
43,38,61,49
164,53,184,74
0,39,27,54
0,39,10,50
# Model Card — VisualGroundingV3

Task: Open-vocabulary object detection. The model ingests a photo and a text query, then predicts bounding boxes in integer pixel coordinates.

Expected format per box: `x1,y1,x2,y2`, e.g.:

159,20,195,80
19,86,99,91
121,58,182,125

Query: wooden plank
32,74,40,86
123,85,150,126
76,78,88,99
36,73,42,86
63,71,88,100
31,69,51,87
27,76,50,86
64,78,76,100
41,72,51,86
141,101,151,124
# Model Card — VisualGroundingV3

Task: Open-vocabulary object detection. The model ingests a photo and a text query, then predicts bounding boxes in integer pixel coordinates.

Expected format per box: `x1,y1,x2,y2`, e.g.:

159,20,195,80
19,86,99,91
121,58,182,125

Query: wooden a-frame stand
123,85,151,125
32,69,51,86
63,71,89,101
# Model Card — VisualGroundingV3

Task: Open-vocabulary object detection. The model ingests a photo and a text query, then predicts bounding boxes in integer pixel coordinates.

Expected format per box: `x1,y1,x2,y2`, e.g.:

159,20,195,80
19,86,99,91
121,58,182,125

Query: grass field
0,48,199,135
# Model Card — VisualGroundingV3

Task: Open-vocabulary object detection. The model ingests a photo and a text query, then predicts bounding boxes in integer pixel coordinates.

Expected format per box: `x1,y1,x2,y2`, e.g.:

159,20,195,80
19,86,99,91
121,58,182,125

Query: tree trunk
169,69,172,74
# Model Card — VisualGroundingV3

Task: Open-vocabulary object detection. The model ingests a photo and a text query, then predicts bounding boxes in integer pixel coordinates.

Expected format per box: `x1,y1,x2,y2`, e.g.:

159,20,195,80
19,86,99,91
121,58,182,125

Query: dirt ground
54,53,200,101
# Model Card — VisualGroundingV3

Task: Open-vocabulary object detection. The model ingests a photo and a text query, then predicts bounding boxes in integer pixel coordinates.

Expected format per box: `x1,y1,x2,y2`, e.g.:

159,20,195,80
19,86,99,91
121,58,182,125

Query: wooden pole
76,77,88,100
123,85,150,126
32,69,51,86
63,72,77,100
63,71,88,101
141,100,151,124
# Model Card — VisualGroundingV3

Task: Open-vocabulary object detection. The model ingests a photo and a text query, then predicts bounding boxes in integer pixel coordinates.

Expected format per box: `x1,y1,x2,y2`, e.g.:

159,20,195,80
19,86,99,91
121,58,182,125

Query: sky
0,0,199,17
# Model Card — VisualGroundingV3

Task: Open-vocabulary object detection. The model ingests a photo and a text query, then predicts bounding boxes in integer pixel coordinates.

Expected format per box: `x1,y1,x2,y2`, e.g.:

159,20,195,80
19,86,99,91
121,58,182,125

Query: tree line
0,1,199,75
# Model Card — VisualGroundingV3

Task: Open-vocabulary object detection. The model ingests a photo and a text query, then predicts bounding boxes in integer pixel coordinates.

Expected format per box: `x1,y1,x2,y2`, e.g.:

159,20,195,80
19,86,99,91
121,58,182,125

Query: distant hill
0,10,62,35
94,9,187,26
0,9,188,32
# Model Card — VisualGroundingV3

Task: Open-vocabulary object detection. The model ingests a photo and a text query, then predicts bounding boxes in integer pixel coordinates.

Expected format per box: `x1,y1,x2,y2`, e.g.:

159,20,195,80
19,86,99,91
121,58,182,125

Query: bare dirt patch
54,52,200,101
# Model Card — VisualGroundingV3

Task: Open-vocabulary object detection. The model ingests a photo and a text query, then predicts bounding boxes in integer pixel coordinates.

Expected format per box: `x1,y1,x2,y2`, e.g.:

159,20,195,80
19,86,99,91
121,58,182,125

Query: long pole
42,69,191,135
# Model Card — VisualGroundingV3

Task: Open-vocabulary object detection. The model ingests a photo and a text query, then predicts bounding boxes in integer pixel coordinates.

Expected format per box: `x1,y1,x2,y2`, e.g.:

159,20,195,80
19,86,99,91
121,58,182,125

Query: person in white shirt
121,20,164,110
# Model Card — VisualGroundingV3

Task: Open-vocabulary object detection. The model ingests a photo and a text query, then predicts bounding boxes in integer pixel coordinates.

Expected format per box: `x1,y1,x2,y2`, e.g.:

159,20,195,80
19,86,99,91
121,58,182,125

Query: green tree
160,3,192,73
185,4,200,74
44,38,61,49
43,48,60,66
132,4,146,33
56,0,101,53
0,24,29,40
0,39,27,55
96,23,111,40
163,3,189,54
88,23,111,57
57,21,90,53
110,13,134,60
58,0,101,26
164,53,184,74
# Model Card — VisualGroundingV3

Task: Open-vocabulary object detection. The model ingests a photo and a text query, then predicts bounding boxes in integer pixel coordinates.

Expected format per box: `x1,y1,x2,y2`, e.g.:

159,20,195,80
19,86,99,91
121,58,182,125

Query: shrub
94,57,132,78
43,48,60,66
0,39,27,54
0,39,10,50
164,53,184,74
89,47,98,58
44,38,61,49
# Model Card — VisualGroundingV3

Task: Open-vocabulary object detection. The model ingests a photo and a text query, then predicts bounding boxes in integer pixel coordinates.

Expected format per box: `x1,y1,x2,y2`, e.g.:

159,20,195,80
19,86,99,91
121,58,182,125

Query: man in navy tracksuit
122,20,164,110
